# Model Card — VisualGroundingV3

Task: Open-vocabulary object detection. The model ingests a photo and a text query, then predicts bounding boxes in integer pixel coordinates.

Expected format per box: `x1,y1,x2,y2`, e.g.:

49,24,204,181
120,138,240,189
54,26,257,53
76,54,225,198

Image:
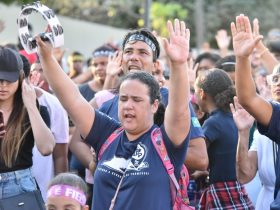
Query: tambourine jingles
18,1,64,54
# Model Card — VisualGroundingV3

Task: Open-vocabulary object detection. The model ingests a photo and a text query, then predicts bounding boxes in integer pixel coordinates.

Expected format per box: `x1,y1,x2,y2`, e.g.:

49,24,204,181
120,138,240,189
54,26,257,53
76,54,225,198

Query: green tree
3,0,280,49
0,0,33,4
142,2,188,37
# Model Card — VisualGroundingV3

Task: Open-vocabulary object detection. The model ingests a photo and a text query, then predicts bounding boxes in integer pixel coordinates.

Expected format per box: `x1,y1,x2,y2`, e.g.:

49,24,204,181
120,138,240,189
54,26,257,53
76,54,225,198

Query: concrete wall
0,3,128,58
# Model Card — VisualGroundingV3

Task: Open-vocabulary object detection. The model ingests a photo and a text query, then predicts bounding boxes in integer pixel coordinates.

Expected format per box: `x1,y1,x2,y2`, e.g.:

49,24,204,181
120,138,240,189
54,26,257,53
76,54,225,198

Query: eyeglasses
267,73,280,85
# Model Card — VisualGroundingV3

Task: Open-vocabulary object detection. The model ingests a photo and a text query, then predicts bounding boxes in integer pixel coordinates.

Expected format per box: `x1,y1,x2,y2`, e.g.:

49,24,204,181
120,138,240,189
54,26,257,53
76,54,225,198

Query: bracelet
259,48,269,57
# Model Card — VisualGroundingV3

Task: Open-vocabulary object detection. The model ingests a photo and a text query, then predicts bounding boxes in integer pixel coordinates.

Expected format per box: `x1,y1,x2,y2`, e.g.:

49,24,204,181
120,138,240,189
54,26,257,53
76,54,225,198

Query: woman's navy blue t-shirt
85,110,190,210
202,109,238,184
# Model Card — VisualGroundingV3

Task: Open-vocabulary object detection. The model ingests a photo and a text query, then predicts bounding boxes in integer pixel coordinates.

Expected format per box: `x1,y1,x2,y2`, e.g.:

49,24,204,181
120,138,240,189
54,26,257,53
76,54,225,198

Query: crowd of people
0,11,280,210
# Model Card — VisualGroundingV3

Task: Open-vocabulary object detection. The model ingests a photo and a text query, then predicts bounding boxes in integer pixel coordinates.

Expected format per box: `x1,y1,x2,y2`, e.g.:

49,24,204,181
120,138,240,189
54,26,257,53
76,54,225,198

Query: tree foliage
148,2,187,37
2,0,280,48
0,0,33,4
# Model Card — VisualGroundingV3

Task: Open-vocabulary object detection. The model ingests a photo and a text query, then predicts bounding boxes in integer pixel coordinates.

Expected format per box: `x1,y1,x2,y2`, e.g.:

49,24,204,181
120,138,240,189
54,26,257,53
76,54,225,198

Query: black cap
0,47,23,82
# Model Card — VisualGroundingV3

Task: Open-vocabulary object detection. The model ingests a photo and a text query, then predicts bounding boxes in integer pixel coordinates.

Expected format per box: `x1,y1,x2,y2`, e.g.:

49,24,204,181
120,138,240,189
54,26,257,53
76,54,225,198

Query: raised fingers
180,20,186,37
235,15,242,32
231,22,237,37
253,18,259,36
167,20,175,39
174,19,180,36
230,103,235,115
244,15,252,34
233,96,243,110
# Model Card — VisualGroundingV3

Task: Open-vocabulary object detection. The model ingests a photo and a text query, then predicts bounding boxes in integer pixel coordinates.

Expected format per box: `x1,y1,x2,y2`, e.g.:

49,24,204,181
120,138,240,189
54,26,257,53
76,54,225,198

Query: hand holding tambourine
18,1,64,54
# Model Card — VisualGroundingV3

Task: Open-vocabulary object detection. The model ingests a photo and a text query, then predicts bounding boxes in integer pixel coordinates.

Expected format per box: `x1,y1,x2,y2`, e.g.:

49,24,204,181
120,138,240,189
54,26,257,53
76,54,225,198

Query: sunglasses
267,73,280,85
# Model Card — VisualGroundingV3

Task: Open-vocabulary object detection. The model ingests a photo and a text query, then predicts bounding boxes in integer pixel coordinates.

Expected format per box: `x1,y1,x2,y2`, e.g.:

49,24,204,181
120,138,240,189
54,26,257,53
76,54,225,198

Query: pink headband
47,184,86,206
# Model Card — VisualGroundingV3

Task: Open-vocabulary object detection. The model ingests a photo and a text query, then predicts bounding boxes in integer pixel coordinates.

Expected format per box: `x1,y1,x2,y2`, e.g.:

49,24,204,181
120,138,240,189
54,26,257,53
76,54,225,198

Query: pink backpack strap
151,128,179,199
151,128,192,210
98,127,124,161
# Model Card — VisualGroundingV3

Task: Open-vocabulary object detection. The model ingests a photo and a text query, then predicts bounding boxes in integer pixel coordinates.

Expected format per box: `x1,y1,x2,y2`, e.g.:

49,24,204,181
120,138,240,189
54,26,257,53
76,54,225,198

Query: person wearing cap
231,14,280,209
37,18,191,210
0,46,55,199
27,60,70,201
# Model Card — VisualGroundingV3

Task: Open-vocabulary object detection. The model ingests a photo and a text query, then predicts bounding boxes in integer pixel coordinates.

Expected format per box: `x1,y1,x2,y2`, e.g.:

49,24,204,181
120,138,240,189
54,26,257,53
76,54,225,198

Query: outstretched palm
164,19,190,64
230,96,255,131
231,15,262,57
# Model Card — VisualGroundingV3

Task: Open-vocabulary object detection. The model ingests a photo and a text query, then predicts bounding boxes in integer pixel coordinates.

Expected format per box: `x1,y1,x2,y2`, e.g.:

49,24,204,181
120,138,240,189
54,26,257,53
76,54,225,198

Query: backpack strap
151,128,180,204
151,128,180,188
151,128,191,209
98,127,124,161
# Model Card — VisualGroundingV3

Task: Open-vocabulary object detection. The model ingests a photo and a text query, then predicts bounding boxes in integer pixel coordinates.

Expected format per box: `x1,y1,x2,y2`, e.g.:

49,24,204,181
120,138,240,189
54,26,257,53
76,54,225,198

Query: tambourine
17,1,64,54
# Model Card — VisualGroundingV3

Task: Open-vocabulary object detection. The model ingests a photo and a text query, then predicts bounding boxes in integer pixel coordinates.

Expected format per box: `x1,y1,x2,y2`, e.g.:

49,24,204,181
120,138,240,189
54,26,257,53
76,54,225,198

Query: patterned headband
126,34,157,52
47,184,86,206
92,50,115,58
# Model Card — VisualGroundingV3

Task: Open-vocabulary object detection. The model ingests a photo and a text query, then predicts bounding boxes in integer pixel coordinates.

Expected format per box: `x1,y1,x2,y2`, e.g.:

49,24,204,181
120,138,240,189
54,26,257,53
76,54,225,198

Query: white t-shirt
249,130,276,210
32,88,69,201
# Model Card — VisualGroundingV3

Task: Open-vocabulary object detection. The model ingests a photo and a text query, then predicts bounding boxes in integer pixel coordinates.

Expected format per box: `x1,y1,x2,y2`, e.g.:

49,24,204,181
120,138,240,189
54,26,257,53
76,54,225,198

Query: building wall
0,2,128,58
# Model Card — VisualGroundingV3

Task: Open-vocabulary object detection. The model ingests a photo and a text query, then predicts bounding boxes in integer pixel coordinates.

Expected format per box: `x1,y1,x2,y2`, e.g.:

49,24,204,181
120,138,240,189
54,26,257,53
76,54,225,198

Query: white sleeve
51,104,69,144
249,130,260,152
39,92,69,144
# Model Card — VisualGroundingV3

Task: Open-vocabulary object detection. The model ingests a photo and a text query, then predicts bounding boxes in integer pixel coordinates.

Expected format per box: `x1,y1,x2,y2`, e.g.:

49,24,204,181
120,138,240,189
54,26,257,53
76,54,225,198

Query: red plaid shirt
197,181,254,210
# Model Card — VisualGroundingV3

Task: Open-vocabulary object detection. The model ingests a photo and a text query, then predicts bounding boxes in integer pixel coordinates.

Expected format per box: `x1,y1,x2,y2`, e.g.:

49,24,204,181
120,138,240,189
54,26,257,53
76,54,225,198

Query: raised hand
253,18,260,38
230,96,255,131
163,19,190,64
29,71,45,88
22,79,37,110
187,58,199,85
231,14,263,58
35,35,54,60
215,29,231,50
253,18,267,53
106,51,123,77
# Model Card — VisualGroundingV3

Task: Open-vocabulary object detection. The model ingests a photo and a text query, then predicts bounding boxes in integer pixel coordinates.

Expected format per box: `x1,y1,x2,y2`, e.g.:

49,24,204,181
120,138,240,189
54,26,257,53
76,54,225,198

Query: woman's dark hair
215,55,236,73
48,173,87,196
194,52,221,65
191,102,209,125
20,54,31,77
196,68,236,112
120,71,165,126
122,28,160,62
194,52,221,78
